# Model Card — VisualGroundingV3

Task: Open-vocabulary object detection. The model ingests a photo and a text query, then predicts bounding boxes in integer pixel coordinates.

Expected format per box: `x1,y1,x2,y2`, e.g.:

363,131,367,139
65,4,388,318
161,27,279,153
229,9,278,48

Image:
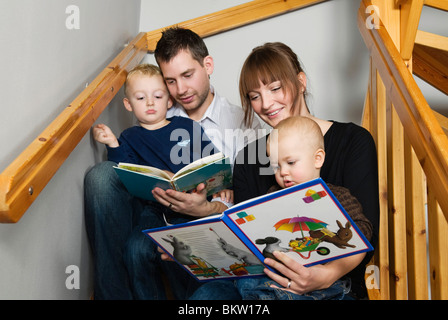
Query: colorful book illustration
143,178,373,282
113,152,232,202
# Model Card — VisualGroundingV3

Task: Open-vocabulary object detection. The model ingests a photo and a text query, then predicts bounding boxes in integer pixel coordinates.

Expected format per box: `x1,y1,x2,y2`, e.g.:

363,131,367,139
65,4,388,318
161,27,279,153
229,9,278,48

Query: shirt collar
171,86,220,125
201,86,220,125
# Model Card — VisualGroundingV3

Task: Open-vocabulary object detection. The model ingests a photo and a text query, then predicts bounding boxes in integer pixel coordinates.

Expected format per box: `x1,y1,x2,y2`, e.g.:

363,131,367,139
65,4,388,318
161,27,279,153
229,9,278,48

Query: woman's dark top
233,121,379,299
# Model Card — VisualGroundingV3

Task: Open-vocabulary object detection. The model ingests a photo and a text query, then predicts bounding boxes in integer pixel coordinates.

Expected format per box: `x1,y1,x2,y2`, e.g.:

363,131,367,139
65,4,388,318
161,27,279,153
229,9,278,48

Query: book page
225,180,372,267
145,220,264,281
117,163,172,180
172,152,225,179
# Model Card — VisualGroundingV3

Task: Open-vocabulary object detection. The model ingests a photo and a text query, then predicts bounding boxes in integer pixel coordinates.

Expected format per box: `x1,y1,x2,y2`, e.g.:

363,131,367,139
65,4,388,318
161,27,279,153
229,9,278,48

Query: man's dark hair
154,26,209,66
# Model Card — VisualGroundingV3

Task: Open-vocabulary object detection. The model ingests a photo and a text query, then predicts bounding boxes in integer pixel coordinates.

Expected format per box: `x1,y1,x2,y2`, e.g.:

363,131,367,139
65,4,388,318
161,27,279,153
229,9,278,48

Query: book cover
143,178,373,282
113,152,232,202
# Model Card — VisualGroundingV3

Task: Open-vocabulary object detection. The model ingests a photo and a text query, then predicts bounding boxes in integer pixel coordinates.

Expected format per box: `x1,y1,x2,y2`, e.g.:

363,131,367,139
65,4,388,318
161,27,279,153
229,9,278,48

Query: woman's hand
263,251,365,295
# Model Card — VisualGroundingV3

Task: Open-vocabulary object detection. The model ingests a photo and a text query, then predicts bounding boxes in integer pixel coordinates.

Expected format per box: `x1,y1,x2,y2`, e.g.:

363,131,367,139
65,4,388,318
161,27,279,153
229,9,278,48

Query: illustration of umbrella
274,216,328,237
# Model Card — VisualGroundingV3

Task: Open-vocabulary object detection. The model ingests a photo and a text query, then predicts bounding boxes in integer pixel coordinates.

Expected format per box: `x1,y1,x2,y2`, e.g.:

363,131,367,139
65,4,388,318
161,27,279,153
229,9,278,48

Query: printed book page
116,152,225,182
225,179,372,267
117,163,172,180
173,152,225,179
145,219,265,281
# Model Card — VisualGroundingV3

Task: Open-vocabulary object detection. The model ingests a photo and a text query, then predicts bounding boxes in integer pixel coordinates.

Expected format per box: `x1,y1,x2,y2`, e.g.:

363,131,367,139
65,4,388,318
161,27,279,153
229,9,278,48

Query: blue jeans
189,280,242,300
84,161,200,299
189,277,351,300
235,276,351,300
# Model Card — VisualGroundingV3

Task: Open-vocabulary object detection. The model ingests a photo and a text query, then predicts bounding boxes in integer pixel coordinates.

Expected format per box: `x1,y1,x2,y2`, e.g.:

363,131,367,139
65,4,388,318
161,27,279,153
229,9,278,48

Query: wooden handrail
415,30,448,51
0,33,148,223
424,0,448,11
413,43,448,95
359,0,448,300
359,0,448,220
0,0,327,223
434,111,448,136
145,0,328,52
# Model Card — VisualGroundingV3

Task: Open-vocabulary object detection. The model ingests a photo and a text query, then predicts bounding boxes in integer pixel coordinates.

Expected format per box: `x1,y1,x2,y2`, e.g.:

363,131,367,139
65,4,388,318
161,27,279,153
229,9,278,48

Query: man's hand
152,183,227,217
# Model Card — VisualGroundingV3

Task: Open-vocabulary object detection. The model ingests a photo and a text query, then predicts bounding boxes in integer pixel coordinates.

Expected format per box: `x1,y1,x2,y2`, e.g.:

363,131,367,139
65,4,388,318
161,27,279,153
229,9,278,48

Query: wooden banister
434,111,448,136
413,43,448,95
424,0,448,11
145,0,327,52
359,0,448,218
0,32,148,223
359,0,448,300
0,0,327,223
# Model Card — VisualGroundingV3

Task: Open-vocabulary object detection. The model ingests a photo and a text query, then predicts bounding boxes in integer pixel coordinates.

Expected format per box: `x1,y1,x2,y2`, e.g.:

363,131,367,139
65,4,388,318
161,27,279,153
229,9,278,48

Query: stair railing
359,0,448,300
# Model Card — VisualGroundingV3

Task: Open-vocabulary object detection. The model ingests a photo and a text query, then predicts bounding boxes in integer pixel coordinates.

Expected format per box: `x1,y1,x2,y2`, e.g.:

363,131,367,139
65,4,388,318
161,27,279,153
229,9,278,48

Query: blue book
113,152,232,202
143,178,373,282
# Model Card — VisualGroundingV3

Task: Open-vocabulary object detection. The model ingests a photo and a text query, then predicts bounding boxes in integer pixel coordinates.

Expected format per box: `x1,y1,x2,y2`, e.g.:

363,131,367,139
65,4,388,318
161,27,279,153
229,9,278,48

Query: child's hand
93,124,119,148
213,189,234,204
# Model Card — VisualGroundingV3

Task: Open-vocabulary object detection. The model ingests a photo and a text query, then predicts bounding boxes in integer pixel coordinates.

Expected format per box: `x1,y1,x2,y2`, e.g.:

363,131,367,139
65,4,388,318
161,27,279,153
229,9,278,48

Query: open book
143,178,373,282
114,152,232,202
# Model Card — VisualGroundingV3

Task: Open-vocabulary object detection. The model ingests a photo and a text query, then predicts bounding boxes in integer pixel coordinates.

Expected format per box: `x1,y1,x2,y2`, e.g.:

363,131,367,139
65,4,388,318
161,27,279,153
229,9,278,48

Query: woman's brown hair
239,42,308,127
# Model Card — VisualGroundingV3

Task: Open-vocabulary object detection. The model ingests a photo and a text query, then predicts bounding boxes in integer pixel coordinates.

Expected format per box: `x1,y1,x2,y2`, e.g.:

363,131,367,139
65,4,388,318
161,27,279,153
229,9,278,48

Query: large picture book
113,152,232,202
143,178,373,282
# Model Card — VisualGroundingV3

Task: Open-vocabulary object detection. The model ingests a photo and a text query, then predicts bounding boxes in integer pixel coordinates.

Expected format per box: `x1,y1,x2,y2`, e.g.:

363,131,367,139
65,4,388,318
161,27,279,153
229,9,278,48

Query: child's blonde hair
124,63,163,97
267,116,324,155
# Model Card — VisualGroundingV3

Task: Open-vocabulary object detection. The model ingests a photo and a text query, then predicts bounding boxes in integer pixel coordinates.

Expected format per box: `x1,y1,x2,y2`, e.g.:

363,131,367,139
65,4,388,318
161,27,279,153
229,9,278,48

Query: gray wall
0,0,140,299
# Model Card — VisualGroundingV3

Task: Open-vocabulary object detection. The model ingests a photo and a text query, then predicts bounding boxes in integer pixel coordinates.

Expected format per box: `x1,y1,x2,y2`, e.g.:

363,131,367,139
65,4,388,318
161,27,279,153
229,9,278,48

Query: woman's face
247,80,294,127
248,74,306,128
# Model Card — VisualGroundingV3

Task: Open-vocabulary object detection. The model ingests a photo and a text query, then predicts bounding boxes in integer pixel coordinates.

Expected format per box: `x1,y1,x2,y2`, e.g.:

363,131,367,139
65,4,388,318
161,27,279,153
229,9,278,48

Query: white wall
0,0,140,299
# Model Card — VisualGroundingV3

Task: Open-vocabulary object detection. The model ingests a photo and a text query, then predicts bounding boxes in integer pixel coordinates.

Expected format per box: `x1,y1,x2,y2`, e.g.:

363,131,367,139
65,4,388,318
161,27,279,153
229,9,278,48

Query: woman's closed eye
249,93,259,101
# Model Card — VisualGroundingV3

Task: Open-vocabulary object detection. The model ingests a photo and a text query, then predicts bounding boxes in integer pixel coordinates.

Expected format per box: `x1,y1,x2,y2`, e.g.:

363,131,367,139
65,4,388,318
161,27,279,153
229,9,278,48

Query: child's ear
314,148,325,169
123,97,133,112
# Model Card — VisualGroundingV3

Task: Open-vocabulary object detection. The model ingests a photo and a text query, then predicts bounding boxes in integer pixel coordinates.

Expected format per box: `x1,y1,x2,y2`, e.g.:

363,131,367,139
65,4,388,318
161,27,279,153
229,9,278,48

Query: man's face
159,49,214,120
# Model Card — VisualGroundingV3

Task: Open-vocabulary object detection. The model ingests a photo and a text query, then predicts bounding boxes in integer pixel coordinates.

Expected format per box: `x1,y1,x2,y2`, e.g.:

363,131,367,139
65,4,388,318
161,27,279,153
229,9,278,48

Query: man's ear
203,55,214,77
167,96,174,109
314,148,325,169
123,97,133,112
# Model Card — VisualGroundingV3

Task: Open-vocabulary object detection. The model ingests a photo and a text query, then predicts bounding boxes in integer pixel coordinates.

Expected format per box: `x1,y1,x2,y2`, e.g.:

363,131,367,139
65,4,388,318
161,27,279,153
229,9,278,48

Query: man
152,27,260,217
84,27,261,299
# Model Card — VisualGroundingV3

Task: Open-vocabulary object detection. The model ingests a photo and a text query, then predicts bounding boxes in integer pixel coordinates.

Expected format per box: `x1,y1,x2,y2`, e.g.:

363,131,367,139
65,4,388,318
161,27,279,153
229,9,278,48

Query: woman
191,42,379,300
